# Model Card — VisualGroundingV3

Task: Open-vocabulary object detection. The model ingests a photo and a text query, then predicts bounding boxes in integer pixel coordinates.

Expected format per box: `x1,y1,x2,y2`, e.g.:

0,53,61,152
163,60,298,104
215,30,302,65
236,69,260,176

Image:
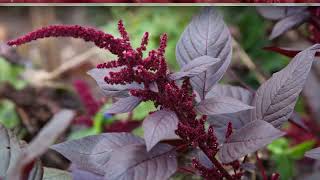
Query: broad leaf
196,96,254,115
176,7,232,99
169,56,220,80
104,143,177,180
206,84,253,103
70,165,103,180
218,120,285,163
105,96,141,114
43,167,72,180
305,147,320,160
87,68,143,97
257,7,307,20
143,109,179,151
269,11,310,40
207,84,254,129
7,109,75,180
51,133,144,175
302,65,320,123
0,125,43,180
24,110,75,162
252,44,320,127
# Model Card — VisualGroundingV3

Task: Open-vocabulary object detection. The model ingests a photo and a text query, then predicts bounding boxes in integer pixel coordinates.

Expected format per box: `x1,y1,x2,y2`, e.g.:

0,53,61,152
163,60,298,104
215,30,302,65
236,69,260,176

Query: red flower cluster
7,21,242,180
309,7,320,43
72,79,102,126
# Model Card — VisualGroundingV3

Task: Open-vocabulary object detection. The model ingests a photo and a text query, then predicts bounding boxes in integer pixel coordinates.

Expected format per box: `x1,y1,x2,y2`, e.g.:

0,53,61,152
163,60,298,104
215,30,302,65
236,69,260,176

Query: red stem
200,146,234,180
177,167,196,175
256,152,267,180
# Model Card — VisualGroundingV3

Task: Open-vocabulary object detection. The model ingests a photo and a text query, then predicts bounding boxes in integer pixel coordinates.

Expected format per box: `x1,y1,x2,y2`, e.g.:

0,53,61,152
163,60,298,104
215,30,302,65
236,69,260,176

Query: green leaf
132,101,156,120
132,127,144,137
267,138,289,155
272,154,294,180
43,167,72,180
0,100,20,129
68,128,98,140
286,140,316,160
0,57,26,90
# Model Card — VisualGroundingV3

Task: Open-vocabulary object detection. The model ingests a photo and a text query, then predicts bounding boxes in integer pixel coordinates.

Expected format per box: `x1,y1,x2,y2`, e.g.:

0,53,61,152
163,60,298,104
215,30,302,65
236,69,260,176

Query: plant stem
256,152,267,180
200,146,234,180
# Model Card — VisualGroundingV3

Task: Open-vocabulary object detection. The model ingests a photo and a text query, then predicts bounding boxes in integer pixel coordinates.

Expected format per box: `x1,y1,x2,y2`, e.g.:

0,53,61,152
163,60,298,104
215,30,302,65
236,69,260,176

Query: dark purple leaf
302,64,320,124
105,96,141,114
269,11,310,40
6,109,74,180
169,56,220,80
252,45,320,128
301,172,320,180
0,126,43,180
206,84,253,103
51,133,144,175
218,120,285,163
197,150,213,169
289,112,309,132
87,68,143,97
207,85,254,135
25,110,75,162
257,7,307,20
104,143,177,180
149,82,159,93
196,96,254,116
305,147,320,160
176,7,232,100
143,109,179,151
240,163,256,172
70,165,103,180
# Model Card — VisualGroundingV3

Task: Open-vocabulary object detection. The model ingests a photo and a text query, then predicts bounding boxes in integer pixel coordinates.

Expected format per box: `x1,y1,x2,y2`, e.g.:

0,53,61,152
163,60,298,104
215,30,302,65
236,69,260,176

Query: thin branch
232,39,267,84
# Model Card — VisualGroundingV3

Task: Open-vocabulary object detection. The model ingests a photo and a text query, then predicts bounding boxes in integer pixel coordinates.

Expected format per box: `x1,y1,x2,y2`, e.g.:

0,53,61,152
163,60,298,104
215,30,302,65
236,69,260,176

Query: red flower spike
73,80,100,116
9,20,235,180
136,32,149,57
118,20,131,43
271,173,280,180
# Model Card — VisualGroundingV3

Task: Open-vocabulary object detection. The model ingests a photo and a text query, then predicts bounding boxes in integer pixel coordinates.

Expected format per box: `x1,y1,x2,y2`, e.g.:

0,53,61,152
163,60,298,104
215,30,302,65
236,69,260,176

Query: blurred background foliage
0,6,316,180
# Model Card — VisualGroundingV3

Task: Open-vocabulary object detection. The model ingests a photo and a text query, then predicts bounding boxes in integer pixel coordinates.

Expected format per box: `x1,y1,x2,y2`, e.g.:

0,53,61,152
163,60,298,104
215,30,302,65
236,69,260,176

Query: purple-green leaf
105,96,141,114
269,11,310,40
257,7,307,20
169,56,220,80
305,147,320,160
252,44,320,128
104,143,177,180
51,133,144,175
87,68,143,97
176,7,232,100
218,120,285,163
143,109,179,151
196,96,254,116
